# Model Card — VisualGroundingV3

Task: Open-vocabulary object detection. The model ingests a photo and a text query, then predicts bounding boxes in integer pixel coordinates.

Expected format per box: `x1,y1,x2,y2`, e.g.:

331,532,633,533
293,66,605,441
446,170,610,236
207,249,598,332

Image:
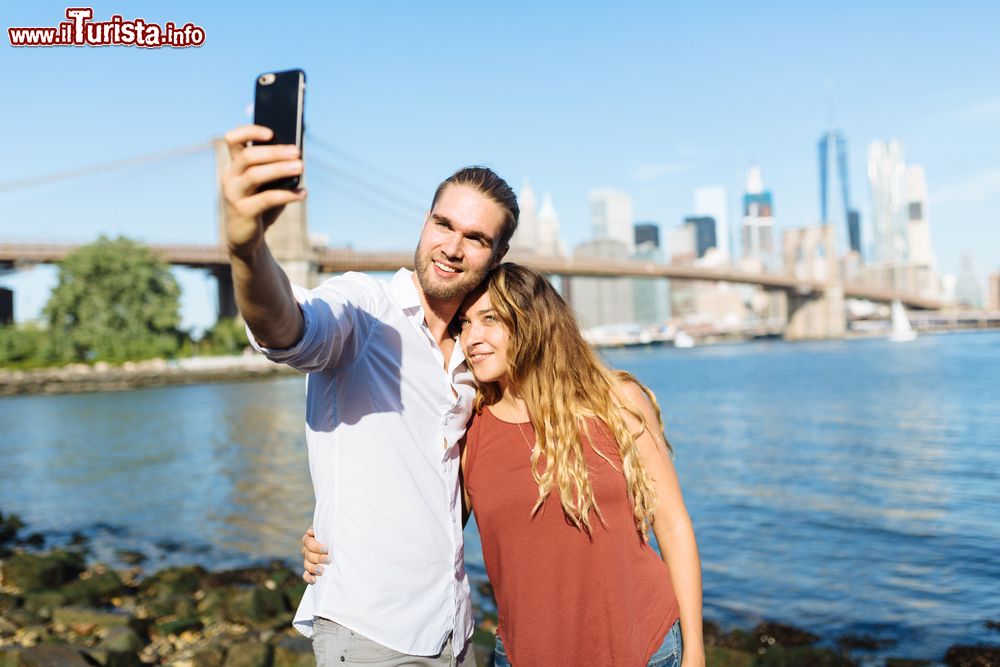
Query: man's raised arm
221,124,307,349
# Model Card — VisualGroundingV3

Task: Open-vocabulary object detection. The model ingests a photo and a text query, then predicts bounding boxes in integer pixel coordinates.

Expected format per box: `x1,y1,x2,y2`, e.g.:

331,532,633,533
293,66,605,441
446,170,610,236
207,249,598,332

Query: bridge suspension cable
307,133,428,203
0,141,213,195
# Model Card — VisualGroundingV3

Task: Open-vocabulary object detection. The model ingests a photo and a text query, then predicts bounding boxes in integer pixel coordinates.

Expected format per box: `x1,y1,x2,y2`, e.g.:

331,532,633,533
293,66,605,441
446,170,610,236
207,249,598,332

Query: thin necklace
515,419,534,461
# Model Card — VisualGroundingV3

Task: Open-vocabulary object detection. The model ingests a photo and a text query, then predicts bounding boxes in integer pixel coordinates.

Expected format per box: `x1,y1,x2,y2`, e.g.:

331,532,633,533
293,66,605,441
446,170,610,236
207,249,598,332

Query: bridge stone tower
782,225,846,339
212,139,319,318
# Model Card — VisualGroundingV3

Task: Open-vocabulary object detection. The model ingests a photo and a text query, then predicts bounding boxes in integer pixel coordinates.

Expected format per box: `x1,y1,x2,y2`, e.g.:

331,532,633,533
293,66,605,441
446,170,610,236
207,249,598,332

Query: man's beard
413,248,488,301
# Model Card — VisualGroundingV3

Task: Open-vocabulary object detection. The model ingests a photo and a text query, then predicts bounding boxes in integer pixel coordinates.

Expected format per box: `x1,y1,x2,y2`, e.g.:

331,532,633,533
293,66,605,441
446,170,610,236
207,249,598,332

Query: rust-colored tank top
464,407,679,667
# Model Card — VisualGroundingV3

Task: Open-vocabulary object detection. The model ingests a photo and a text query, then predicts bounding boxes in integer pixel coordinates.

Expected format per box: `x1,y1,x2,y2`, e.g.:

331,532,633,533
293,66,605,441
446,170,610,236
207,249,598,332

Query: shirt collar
389,268,423,313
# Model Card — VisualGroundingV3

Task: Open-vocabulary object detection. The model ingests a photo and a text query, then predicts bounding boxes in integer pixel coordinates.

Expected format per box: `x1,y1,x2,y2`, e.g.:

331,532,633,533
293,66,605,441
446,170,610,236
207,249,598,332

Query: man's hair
430,166,519,255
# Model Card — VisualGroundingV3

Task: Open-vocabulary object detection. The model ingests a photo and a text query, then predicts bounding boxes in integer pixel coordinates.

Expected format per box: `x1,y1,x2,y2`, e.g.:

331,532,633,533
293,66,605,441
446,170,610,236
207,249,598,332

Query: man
221,124,518,666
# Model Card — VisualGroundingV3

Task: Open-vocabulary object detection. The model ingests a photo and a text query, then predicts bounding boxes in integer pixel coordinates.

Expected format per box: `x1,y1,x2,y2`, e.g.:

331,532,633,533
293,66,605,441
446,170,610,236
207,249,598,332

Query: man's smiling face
413,183,506,301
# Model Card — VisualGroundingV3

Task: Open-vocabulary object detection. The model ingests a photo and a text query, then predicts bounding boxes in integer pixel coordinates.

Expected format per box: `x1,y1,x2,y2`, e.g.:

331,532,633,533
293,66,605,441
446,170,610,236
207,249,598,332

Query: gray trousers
312,617,477,667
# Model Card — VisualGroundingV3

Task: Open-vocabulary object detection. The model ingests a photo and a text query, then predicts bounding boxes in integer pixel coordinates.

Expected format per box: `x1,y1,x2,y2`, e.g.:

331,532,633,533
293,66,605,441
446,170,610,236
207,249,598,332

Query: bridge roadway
0,242,943,310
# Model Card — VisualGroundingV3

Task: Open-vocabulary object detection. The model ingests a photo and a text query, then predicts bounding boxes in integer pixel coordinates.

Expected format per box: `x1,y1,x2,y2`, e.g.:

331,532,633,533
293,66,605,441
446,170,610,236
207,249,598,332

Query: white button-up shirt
248,268,476,655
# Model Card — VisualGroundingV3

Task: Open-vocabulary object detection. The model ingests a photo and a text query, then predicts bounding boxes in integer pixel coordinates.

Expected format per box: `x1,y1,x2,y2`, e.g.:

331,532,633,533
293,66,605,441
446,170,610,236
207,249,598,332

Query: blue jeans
493,619,682,667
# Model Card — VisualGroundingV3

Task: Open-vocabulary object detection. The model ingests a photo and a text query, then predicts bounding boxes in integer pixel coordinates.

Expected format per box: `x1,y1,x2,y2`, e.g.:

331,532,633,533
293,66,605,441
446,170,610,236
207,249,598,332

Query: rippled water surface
2,331,998,662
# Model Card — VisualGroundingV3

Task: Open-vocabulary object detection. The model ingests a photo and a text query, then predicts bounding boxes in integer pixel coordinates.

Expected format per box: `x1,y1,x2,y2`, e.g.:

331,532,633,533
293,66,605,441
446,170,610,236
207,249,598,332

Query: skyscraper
684,216,717,259
570,238,635,329
693,186,729,260
512,181,539,252
904,165,933,267
818,130,862,254
632,223,670,325
634,222,660,250
867,140,908,266
535,192,566,257
741,166,776,271
588,189,634,252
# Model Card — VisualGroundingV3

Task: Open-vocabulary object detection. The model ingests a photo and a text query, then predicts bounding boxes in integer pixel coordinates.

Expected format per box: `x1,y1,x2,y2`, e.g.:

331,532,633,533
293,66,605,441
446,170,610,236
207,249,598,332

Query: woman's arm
619,381,705,667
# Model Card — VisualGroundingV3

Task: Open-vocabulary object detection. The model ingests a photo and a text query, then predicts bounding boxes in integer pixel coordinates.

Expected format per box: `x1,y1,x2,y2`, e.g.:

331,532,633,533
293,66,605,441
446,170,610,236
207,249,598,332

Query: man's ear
490,243,510,269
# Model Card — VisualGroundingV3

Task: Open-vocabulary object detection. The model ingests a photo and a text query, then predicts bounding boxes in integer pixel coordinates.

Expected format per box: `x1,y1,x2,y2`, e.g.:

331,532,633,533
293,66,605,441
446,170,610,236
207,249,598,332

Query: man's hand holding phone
221,125,306,259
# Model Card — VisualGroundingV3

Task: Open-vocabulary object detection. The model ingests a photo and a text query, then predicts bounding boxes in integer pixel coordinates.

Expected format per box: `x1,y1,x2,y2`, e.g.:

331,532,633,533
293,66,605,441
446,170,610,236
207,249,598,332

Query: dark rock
5,609,41,630
114,550,146,566
84,648,144,667
22,591,67,619
69,532,89,546
203,564,283,588
155,539,184,553
283,580,307,610
52,606,134,632
223,639,272,667
225,585,288,626
272,634,313,667
196,588,228,627
139,565,205,597
20,533,45,549
16,624,53,645
943,645,1000,667
836,634,898,651
99,626,145,653
0,648,23,667
0,616,17,638
188,645,227,667
2,550,86,591
715,627,757,652
60,570,125,605
152,614,202,637
751,621,822,647
0,592,19,615
704,645,754,667
985,620,1000,632
18,645,92,667
754,645,857,667
0,512,24,543
885,659,932,667
136,596,179,620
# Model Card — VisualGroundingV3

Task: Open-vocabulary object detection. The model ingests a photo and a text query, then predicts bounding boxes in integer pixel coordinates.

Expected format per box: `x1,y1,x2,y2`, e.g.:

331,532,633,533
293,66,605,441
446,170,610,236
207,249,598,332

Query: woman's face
457,290,510,385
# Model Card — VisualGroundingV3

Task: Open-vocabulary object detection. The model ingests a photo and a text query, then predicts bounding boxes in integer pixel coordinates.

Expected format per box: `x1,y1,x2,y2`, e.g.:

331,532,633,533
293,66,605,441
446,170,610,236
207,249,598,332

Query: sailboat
889,299,917,343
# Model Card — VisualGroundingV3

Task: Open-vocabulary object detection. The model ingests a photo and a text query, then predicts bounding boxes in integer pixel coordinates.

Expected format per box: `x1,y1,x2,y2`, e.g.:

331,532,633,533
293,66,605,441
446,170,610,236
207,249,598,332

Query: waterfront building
684,215,717,259
741,166,776,272
588,189,634,252
634,222,660,250
535,193,567,257
511,181,539,253
632,222,670,325
867,140,908,266
988,273,1000,311
694,186,730,261
818,130,862,255
954,254,983,308
570,238,635,329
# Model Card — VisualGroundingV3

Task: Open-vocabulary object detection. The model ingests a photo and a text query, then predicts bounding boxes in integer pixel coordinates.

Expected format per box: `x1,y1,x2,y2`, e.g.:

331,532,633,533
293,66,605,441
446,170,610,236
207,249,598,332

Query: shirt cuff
245,284,313,363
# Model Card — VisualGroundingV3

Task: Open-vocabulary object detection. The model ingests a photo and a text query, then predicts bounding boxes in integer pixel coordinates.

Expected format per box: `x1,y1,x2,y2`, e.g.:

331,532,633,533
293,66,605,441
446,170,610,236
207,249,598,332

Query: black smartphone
252,68,306,190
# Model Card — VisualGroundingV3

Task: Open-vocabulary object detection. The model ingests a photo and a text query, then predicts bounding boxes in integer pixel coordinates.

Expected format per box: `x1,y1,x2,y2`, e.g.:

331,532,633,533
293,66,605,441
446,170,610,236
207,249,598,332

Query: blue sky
2,1,998,332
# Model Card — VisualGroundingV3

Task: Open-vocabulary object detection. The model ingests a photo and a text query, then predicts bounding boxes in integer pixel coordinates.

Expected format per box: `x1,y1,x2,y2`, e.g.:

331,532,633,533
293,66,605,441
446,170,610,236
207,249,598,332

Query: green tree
44,236,183,363
198,317,249,356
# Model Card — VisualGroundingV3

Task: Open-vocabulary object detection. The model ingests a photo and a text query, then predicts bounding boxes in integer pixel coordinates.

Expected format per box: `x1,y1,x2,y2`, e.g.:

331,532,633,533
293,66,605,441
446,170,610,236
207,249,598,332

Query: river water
1,331,998,663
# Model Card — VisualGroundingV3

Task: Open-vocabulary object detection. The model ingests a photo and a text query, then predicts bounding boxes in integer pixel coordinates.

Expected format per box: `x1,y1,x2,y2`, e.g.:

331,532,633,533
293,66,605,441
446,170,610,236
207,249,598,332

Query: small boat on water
889,299,917,343
673,330,695,348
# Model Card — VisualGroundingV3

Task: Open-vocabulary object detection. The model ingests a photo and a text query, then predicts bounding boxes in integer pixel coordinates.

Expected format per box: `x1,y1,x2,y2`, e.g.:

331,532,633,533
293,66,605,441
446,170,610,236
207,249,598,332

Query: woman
305,264,704,667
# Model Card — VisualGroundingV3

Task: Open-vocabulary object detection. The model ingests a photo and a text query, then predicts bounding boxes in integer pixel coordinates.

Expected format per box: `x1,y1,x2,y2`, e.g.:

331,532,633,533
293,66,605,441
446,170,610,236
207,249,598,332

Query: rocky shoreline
0,356,298,398
1,511,997,667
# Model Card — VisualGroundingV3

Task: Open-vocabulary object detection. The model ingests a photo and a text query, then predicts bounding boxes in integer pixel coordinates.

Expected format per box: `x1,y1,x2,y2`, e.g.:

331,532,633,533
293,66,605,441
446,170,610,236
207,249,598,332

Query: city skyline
1,1,998,331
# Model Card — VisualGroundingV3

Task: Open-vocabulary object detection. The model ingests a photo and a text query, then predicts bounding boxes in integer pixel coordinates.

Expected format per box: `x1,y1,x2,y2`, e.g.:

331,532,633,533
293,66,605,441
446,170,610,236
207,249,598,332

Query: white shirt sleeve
245,273,381,373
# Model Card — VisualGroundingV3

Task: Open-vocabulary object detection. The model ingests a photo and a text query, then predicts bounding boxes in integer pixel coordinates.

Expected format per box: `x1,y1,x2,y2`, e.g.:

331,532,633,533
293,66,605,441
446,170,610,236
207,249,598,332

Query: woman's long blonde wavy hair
465,263,672,540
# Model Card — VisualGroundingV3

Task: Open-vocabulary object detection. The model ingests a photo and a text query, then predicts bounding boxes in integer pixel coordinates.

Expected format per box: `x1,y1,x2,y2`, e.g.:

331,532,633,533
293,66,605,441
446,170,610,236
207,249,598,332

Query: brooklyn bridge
0,137,944,340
